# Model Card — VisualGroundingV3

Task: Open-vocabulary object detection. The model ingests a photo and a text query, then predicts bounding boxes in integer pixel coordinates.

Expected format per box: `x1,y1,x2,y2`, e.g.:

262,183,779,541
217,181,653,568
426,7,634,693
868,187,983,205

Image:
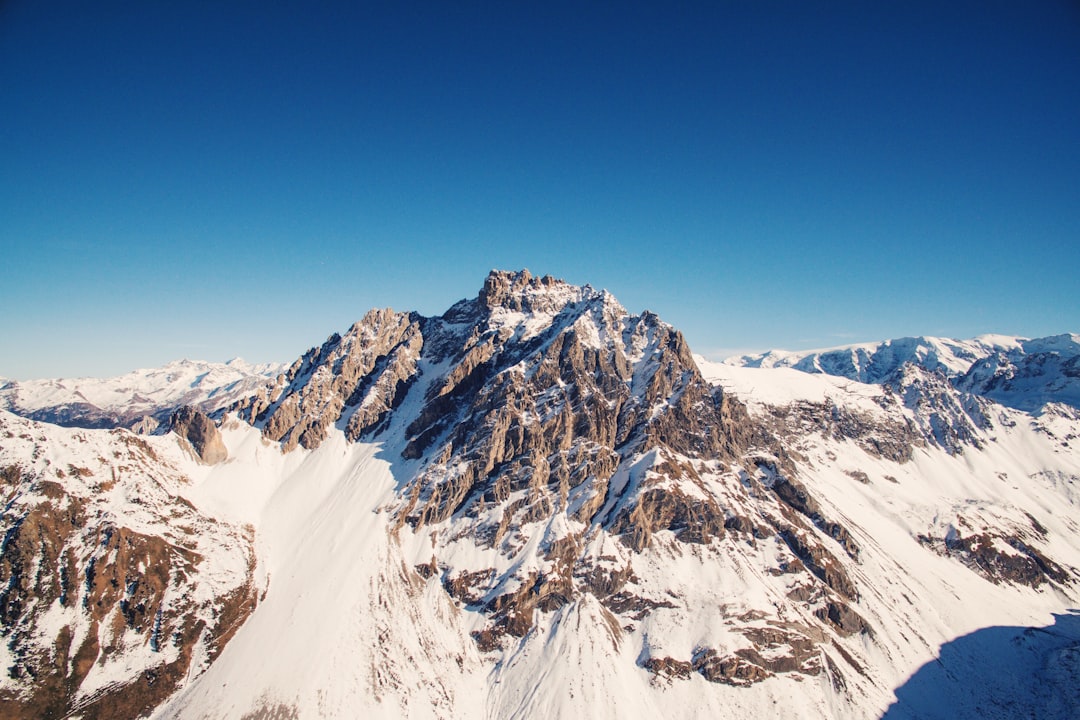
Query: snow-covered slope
2,271,1078,720
0,359,283,432
0,411,258,718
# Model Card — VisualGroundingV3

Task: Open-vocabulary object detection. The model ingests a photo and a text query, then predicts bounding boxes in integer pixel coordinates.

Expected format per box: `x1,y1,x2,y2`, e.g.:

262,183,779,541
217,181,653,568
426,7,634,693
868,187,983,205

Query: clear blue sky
2,1,1078,379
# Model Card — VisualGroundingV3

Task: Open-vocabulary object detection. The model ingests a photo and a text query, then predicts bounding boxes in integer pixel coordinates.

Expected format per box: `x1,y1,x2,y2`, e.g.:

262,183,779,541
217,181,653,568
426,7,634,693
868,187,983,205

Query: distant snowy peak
957,334,1080,413
0,358,284,431
1019,332,1080,355
223,357,285,375
725,333,1080,412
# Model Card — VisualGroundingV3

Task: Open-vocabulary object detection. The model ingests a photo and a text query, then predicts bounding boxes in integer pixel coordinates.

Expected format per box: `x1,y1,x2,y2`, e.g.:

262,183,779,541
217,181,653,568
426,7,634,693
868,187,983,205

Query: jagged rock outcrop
916,509,1074,588
230,308,423,452
763,397,925,463
398,283,747,534
166,406,228,464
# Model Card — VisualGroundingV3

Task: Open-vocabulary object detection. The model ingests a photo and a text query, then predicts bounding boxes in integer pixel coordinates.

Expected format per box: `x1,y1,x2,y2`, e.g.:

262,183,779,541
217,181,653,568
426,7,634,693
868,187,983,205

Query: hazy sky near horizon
2,1,1079,379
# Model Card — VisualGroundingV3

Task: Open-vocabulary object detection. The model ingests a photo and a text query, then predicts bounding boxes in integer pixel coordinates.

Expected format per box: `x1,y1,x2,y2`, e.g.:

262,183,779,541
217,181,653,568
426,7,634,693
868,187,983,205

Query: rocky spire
478,269,575,313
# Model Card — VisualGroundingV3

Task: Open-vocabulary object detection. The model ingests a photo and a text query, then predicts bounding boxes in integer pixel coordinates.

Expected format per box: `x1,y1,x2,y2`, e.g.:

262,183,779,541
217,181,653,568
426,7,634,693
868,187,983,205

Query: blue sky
2,1,1078,379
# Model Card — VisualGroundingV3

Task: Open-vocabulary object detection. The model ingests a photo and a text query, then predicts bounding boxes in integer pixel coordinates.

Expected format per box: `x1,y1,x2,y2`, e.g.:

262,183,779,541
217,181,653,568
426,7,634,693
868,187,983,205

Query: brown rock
167,406,227,464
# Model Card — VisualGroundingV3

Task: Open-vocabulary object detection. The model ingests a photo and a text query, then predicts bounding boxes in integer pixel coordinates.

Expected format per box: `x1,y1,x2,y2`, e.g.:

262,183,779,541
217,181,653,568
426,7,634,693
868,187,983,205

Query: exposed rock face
916,510,1073,588
236,270,875,683
166,406,228,464
890,365,991,454
398,284,744,533
763,398,925,463
0,413,257,720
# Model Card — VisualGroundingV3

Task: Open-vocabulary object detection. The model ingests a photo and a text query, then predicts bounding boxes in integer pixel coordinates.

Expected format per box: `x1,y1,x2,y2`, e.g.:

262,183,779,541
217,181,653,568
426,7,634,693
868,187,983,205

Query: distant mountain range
0,358,282,432
1,270,1077,720
726,333,1080,412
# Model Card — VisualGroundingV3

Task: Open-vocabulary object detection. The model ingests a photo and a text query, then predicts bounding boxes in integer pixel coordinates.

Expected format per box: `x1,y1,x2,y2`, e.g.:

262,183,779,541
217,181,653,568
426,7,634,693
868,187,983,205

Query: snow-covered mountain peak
223,356,283,375
231,271,696,455
223,271,890,698
3,272,1080,720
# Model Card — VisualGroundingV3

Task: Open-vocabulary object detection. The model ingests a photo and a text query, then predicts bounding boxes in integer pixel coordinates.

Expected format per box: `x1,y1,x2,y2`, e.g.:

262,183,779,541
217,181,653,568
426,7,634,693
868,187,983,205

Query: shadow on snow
880,610,1080,719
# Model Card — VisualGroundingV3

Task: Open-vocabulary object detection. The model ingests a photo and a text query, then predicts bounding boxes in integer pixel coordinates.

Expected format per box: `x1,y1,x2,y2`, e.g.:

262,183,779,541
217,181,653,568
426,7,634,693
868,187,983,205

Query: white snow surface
696,355,888,413
158,425,486,719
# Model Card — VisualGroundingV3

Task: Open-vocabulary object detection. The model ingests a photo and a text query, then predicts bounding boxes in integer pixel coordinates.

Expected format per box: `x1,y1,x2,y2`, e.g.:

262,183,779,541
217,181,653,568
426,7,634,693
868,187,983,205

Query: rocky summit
2,270,1079,720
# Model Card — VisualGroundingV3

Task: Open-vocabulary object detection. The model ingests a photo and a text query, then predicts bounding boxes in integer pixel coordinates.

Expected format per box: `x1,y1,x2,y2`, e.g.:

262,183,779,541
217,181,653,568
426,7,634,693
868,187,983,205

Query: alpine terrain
2,270,1078,719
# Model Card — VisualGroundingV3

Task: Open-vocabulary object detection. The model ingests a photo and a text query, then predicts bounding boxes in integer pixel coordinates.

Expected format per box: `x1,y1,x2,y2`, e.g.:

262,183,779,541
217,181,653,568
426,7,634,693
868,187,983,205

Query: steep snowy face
0,412,257,720
0,359,282,432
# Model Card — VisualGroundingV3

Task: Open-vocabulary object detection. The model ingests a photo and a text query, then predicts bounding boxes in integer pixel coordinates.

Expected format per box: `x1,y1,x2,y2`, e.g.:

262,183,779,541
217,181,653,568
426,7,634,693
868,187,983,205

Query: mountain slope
0,412,258,719
163,271,1080,719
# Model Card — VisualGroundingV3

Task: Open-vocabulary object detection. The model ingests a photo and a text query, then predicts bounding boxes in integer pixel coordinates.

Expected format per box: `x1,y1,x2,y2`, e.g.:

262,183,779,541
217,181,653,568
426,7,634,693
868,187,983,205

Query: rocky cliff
164,406,228,465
